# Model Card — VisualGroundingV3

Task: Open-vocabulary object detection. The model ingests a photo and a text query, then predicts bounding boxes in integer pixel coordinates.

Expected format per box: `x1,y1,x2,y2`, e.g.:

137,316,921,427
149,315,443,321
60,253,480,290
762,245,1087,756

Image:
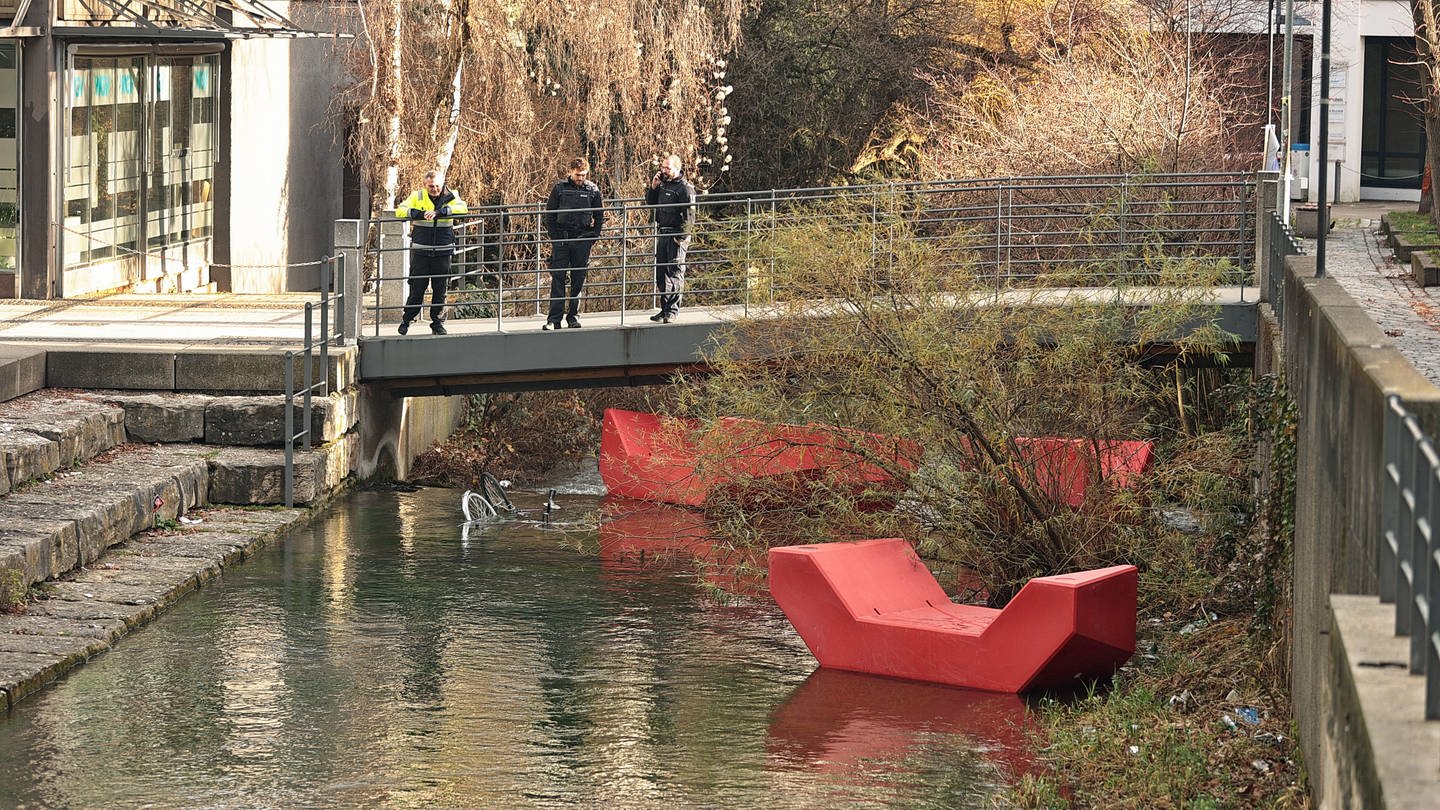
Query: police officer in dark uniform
645,154,695,323
542,157,604,329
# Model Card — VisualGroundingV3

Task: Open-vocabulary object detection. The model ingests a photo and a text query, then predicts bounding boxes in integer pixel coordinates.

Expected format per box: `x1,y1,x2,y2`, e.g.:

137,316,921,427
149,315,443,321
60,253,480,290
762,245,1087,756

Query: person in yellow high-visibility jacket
396,170,469,335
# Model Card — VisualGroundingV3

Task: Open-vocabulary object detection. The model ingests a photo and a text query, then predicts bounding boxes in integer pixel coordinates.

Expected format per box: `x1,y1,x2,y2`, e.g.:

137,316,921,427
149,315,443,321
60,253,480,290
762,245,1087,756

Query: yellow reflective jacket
397,186,469,250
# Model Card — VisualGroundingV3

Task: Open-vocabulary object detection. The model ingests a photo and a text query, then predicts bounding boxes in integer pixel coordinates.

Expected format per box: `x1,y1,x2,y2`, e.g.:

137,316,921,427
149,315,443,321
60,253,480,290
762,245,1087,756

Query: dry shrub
340,0,743,210
911,15,1238,178
411,386,682,488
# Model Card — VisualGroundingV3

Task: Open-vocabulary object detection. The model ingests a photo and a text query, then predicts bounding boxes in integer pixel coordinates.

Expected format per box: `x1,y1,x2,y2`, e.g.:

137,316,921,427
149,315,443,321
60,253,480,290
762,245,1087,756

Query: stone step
0,438,349,591
87,388,358,446
0,392,126,493
0,505,308,711
44,345,357,394
0,445,209,588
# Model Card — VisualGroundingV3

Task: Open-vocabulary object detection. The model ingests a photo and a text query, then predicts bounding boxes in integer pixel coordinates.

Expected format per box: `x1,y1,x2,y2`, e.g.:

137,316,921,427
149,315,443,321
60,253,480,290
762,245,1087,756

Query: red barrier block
1015,437,1154,508
598,408,919,508
769,538,1137,693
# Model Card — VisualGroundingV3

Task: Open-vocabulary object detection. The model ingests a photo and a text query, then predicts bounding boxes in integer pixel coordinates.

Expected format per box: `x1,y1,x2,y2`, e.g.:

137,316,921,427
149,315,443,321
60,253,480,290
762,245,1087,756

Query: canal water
0,487,1033,808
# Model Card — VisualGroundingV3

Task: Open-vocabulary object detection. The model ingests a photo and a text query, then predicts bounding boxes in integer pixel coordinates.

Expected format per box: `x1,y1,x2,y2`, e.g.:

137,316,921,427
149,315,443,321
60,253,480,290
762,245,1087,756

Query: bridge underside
359,294,1260,396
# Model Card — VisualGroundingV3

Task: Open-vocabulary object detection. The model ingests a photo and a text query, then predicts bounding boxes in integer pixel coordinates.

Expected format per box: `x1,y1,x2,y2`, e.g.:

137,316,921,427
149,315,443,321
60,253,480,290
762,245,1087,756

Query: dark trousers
548,237,594,321
655,232,689,316
404,251,452,324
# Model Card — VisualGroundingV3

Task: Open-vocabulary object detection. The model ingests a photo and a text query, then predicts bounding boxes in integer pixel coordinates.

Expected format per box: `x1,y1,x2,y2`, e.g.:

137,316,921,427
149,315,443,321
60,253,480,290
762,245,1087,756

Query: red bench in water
769,538,1137,693
598,408,918,508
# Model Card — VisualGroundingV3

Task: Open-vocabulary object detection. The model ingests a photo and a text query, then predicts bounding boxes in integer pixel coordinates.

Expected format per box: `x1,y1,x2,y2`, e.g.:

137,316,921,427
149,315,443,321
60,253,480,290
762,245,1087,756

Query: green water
0,488,1031,809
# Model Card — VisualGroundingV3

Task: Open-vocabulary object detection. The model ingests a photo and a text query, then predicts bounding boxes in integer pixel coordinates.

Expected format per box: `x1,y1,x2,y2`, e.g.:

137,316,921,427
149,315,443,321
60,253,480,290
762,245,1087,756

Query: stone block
0,346,46,404
46,349,176,390
0,521,80,587
207,436,352,505
205,390,356,446
174,347,357,394
0,429,58,486
102,393,208,443
0,408,125,468
1411,250,1440,288
1391,232,1440,263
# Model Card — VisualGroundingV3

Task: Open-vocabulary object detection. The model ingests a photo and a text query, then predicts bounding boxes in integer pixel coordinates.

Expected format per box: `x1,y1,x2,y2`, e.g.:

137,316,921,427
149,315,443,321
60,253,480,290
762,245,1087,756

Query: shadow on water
0,487,1039,808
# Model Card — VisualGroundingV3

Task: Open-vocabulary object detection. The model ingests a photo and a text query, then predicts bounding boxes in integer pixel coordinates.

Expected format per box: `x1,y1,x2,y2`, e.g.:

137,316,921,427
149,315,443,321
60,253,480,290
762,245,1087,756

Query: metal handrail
1264,209,1305,321
284,253,347,508
1380,394,1440,720
360,173,1255,335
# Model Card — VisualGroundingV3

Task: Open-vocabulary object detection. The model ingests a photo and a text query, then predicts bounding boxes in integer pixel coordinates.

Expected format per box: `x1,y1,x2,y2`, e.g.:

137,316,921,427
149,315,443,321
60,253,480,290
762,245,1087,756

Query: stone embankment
0,385,360,712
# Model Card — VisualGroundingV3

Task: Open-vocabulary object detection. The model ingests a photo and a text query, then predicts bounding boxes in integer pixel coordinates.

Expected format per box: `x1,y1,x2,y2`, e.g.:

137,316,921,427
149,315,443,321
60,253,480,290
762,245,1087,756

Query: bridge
327,173,1261,395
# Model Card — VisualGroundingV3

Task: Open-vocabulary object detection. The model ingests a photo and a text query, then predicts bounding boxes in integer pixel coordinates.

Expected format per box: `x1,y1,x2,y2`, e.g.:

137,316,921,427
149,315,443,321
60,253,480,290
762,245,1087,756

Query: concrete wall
1273,255,1440,807
356,386,468,480
220,2,354,292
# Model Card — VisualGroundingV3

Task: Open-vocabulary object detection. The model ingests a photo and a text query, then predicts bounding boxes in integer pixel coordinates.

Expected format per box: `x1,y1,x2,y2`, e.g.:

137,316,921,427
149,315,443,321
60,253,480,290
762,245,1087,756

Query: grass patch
1387,210,1437,236
1009,376,1307,808
0,567,28,613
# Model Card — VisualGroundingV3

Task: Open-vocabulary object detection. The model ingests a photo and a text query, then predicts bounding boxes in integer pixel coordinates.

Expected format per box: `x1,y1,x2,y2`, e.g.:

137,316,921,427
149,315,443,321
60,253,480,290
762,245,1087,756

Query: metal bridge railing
361,173,1255,334
1264,209,1304,322
1380,394,1440,720
284,253,347,508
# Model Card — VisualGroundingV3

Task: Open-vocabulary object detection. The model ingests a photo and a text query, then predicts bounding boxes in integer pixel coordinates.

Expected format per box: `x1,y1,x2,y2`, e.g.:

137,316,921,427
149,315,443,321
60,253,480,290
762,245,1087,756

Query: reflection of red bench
769,538,1136,693
1014,437,1154,508
599,408,919,508
766,668,1034,780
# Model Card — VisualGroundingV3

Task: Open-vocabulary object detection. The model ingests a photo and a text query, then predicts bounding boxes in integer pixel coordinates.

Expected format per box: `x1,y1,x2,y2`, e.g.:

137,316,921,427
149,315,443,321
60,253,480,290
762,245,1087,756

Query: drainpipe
1315,0,1331,277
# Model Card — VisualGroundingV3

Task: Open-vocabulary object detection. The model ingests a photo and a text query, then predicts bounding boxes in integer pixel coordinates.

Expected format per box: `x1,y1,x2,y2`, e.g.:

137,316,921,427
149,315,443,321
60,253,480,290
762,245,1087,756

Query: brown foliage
339,0,743,209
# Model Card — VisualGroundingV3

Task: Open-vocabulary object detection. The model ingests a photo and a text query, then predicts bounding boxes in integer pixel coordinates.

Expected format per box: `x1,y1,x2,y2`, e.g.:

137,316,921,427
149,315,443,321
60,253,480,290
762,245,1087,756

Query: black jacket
645,173,695,233
543,179,604,239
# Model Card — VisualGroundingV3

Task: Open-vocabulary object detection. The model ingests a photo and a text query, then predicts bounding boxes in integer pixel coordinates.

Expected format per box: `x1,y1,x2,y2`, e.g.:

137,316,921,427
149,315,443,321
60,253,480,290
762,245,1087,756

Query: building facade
0,0,355,299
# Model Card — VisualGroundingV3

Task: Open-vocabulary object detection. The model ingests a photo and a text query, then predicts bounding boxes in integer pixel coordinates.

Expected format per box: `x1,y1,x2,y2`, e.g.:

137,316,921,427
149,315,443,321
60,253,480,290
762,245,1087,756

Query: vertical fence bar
319,261,330,402
1411,446,1434,673
620,202,629,325
534,207,544,317
302,303,314,453
769,190,777,305
1382,396,1402,602
284,350,295,509
744,197,753,317
334,254,347,348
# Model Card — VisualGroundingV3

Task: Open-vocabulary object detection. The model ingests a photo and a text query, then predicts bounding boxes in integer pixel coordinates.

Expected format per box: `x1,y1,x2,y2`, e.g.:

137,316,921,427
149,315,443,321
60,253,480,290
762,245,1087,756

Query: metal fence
1264,209,1305,322
1380,394,1440,720
364,173,1254,333
284,253,347,508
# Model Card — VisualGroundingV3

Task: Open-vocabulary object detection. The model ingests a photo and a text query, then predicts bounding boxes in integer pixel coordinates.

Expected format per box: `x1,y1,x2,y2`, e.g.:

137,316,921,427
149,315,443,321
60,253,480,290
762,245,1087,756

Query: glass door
1361,37,1426,189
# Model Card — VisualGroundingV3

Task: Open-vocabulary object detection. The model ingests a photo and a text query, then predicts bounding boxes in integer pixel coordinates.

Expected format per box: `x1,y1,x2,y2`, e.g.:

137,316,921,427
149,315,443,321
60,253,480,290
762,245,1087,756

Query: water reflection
767,668,1035,782
0,488,1027,808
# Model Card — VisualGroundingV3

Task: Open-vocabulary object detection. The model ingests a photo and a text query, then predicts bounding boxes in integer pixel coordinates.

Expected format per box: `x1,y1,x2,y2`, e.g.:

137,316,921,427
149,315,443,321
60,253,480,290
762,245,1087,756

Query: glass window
62,52,219,282
0,42,17,273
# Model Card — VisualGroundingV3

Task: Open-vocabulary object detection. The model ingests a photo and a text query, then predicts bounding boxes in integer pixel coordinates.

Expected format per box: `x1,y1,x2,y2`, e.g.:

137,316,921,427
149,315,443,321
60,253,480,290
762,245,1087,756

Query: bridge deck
359,287,1261,396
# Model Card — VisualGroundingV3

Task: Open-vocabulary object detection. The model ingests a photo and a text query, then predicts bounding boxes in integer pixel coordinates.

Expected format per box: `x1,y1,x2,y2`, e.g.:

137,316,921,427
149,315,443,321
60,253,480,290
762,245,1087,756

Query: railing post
283,350,295,509
334,220,362,345
1255,170,1281,302
379,214,406,329
303,303,314,452
744,197,753,316
535,206,545,318
619,202,629,324
1382,396,1401,602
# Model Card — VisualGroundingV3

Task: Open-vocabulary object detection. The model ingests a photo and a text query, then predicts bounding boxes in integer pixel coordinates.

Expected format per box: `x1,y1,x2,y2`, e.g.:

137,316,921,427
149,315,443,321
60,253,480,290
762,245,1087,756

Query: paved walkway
1301,202,1440,384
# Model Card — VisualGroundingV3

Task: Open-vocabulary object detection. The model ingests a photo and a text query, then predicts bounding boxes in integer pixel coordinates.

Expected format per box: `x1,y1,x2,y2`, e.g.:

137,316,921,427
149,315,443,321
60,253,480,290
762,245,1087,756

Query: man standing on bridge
645,154,694,323
396,170,469,335
542,157,605,330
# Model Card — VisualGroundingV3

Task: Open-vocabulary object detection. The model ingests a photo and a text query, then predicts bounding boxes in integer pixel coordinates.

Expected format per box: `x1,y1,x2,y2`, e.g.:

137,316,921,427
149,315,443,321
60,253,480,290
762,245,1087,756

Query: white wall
1307,0,1420,202
227,3,354,292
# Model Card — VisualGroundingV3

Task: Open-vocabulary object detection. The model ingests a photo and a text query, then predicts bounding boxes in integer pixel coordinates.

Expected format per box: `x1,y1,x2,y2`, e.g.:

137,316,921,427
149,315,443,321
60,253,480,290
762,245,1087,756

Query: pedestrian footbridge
333,173,1260,395
356,290,1261,397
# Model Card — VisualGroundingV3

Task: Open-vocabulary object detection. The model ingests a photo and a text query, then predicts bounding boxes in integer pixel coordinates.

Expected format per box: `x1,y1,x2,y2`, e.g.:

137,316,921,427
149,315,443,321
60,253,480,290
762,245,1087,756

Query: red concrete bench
769,538,1137,693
